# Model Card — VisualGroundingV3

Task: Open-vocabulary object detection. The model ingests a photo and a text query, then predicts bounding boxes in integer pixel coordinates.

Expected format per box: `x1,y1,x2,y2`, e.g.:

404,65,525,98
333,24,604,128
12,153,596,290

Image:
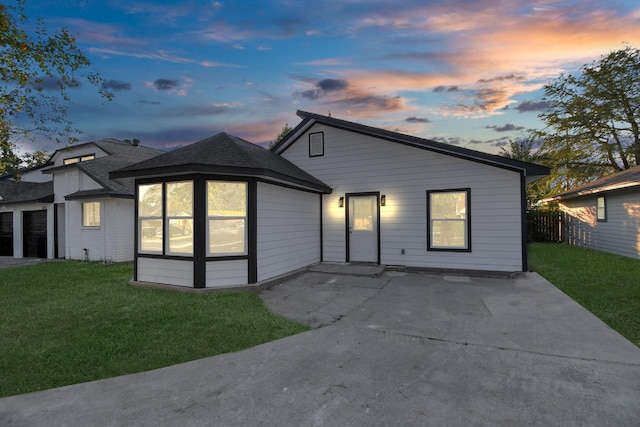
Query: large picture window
207,181,247,256
427,189,470,251
138,183,163,253
82,202,101,227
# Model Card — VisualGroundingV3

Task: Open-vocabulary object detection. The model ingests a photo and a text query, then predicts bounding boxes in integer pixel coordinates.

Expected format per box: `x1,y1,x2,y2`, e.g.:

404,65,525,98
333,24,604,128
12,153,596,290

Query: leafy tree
0,0,112,147
537,46,640,192
268,123,293,149
0,139,22,176
499,136,553,207
21,148,48,168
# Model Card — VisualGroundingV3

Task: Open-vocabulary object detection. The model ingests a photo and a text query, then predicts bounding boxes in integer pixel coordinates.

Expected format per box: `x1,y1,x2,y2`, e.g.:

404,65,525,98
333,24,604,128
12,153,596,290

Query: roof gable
43,139,164,199
272,110,550,179
111,132,331,193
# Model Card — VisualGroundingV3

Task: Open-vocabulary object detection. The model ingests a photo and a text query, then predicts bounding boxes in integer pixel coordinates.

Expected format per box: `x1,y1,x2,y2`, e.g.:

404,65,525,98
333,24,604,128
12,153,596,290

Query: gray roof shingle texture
54,139,163,199
112,132,331,193
0,181,53,203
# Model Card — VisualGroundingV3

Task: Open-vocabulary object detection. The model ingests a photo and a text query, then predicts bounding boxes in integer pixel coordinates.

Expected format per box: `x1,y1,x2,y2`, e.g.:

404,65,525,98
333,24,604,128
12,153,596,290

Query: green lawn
0,261,309,397
529,243,640,348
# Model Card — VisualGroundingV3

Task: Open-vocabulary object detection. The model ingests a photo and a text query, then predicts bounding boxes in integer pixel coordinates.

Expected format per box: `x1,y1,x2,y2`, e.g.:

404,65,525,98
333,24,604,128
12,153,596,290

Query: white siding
280,124,524,272
560,188,640,259
0,202,54,259
65,198,135,262
206,260,248,287
19,168,50,183
256,182,321,281
138,258,193,287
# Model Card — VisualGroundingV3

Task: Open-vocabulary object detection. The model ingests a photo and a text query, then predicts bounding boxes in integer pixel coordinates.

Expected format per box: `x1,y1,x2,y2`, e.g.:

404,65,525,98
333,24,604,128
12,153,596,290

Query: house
548,165,640,259
111,111,549,291
0,139,163,261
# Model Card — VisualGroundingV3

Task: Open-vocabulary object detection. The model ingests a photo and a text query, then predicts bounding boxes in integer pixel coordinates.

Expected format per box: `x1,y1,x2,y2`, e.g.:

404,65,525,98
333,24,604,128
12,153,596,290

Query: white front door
348,195,378,263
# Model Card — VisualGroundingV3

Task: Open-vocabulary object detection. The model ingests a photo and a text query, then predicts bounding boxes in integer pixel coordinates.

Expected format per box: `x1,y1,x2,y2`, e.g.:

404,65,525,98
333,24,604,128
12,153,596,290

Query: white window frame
427,189,471,251
138,183,163,255
597,196,607,222
165,181,194,256
82,201,101,227
207,181,247,257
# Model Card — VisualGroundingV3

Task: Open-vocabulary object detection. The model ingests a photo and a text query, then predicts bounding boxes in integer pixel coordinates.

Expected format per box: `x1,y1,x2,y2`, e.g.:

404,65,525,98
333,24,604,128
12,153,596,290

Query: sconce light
381,195,386,206
339,197,344,208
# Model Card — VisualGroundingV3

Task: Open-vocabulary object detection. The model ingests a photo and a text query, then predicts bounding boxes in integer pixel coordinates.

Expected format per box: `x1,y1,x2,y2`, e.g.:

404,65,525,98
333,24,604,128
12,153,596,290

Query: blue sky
17,0,640,155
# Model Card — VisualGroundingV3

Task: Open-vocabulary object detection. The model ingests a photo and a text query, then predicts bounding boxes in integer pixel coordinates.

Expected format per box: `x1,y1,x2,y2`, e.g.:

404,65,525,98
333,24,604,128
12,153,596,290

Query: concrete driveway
1,268,639,426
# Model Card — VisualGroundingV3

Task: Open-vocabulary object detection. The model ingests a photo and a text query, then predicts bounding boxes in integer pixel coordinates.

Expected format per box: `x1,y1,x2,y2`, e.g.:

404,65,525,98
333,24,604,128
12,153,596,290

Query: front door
348,194,379,263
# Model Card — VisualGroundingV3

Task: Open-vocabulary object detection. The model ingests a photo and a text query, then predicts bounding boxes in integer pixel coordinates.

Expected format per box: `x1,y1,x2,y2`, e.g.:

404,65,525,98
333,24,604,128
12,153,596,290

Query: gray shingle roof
552,165,640,200
273,110,550,179
44,139,164,199
0,181,53,203
111,132,332,193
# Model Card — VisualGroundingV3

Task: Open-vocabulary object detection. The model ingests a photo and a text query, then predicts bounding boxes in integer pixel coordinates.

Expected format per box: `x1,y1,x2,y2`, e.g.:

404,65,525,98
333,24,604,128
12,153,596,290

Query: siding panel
281,124,524,272
561,189,640,259
138,258,193,287
257,182,320,281
206,260,248,287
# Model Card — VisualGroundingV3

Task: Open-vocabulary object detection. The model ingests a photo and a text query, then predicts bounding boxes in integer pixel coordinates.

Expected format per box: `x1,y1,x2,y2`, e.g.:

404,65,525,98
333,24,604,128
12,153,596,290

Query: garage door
0,212,12,256
23,210,47,258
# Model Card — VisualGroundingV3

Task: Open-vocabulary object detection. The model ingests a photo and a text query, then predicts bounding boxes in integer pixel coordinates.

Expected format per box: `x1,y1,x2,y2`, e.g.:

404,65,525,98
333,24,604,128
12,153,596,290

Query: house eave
550,181,640,201
110,164,332,194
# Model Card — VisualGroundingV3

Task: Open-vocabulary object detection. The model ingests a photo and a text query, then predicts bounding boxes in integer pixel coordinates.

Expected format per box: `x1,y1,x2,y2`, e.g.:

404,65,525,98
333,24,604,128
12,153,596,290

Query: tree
0,0,111,147
537,46,640,192
0,138,49,178
268,123,293,149
499,136,553,207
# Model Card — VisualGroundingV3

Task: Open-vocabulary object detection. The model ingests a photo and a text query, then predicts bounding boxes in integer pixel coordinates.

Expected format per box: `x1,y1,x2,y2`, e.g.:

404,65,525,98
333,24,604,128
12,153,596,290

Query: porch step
307,263,386,278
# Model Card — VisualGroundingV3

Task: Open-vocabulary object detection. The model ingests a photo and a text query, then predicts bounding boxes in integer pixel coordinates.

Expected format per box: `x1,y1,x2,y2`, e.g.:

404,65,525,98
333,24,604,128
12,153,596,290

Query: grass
0,261,309,397
529,243,640,348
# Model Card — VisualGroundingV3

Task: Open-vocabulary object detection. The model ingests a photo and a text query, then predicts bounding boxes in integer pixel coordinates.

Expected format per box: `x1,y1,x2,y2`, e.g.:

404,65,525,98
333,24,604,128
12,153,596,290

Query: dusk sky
17,0,640,155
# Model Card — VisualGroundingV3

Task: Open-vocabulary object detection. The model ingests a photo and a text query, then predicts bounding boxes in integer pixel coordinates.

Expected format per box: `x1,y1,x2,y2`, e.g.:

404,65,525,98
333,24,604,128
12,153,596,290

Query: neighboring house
0,139,163,261
549,165,640,259
111,111,549,291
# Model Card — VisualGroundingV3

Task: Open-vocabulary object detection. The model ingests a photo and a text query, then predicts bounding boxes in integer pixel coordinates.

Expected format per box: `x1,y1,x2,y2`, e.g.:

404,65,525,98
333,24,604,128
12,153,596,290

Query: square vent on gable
309,132,324,157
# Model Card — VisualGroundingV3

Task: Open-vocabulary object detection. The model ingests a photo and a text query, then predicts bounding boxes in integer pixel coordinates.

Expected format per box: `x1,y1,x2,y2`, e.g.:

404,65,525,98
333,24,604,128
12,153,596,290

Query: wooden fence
527,210,562,242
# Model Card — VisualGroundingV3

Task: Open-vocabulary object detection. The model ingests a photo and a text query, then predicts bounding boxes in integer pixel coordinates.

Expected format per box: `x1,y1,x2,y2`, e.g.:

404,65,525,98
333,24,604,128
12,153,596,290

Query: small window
64,154,95,165
427,189,470,251
309,132,324,157
207,181,247,256
597,196,606,221
82,202,101,227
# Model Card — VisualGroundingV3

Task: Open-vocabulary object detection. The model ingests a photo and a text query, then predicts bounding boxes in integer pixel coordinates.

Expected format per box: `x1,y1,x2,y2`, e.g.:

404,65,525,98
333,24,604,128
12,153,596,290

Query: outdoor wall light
339,197,344,208
381,195,386,206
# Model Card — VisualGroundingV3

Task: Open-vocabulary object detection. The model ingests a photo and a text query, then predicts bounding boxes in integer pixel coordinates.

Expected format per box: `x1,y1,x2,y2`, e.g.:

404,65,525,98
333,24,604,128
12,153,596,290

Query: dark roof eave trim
111,165,331,193
65,192,134,201
0,194,54,204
